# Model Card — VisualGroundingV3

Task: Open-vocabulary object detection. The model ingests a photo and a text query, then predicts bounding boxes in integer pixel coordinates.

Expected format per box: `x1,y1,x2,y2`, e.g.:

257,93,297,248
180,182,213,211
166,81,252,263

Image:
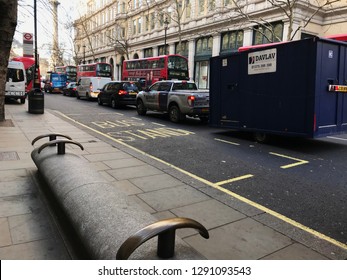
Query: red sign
23,33,33,41
23,32,34,57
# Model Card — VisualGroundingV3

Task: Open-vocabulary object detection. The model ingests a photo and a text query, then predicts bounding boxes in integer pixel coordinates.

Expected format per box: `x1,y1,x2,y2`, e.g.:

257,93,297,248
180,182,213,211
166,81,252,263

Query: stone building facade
74,0,347,88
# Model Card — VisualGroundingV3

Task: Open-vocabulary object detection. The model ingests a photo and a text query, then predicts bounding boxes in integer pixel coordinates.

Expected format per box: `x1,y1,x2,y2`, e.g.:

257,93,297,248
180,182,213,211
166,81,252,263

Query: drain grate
0,151,20,161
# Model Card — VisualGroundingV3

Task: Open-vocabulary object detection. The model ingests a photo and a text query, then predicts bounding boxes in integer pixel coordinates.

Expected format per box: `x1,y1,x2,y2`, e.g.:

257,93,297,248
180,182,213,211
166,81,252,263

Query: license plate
5,91,25,96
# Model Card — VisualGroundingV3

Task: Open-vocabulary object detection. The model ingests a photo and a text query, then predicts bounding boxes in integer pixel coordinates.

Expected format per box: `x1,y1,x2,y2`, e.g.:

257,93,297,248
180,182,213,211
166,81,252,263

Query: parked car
76,77,111,100
63,82,78,97
136,80,209,123
97,81,142,108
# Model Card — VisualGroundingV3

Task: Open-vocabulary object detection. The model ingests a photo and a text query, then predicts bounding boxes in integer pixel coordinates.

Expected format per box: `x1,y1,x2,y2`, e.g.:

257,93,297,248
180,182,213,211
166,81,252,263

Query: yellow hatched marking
270,152,309,169
214,138,240,146
216,174,254,186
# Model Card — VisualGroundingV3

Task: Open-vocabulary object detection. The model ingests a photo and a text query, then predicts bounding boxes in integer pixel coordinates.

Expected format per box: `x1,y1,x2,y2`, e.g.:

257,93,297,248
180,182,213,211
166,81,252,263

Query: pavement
1,102,347,260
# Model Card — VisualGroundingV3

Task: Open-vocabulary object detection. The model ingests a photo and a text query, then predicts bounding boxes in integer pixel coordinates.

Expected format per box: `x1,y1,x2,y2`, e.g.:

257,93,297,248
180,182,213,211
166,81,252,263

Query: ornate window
253,22,284,45
221,30,244,53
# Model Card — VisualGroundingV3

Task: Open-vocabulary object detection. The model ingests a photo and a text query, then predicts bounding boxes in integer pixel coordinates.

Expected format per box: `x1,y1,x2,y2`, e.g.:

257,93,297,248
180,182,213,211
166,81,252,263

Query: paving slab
184,217,293,259
107,165,163,180
138,185,210,211
261,243,328,260
130,173,185,192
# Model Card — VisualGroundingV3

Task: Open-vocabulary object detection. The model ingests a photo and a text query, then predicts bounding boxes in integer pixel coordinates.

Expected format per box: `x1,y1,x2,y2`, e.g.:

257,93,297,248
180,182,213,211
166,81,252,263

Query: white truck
136,80,209,123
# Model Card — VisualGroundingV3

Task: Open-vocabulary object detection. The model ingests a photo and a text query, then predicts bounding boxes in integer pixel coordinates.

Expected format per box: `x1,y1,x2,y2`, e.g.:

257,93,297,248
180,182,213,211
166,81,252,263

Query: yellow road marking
270,152,309,169
56,111,347,251
214,138,240,146
216,174,254,186
151,122,166,127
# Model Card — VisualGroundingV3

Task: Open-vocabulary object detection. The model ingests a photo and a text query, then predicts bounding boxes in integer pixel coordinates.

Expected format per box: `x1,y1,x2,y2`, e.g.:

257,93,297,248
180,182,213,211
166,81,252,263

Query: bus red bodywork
77,62,112,80
122,54,189,87
55,65,77,82
12,56,40,92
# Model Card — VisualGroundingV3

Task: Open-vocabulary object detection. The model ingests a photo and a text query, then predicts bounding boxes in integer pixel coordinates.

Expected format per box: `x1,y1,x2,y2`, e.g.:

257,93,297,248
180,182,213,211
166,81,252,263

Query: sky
14,0,78,60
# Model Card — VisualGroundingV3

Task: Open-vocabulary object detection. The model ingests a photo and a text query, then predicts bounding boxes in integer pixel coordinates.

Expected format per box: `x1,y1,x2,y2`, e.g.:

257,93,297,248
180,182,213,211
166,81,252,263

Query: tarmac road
45,93,347,247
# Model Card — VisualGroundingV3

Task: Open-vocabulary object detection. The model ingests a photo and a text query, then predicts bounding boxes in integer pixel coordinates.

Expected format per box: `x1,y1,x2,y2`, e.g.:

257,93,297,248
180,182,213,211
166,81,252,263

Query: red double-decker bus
325,33,347,42
11,56,39,92
77,62,112,79
122,54,189,87
55,65,77,82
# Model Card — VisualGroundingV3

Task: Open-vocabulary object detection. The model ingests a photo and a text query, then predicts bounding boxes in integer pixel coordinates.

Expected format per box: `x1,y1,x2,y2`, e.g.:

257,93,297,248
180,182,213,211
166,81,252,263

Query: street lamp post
34,0,40,89
83,45,86,64
164,17,169,55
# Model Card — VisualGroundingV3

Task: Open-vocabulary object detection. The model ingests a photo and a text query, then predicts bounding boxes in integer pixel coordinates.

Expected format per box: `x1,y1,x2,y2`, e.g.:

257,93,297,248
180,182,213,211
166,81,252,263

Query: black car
63,82,78,97
97,81,141,108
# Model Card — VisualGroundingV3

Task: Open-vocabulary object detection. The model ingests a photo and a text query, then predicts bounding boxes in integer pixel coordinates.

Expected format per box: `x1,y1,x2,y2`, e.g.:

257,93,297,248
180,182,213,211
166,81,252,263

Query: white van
76,77,111,100
5,61,27,104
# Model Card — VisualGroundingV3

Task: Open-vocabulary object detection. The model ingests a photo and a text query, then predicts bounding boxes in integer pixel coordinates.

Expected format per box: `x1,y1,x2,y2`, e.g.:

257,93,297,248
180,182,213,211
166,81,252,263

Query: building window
137,18,142,34
208,0,215,11
145,15,149,31
196,37,212,55
133,20,137,35
150,13,155,30
186,0,191,18
195,61,209,89
198,0,205,14
221,30,244,53
175,41,189,57
253,22,284,45
144,48,153,57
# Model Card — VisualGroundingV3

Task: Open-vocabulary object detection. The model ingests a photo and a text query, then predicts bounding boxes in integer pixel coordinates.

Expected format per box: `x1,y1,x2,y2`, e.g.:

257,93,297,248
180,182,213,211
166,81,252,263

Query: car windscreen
172,83,197,90
7,68,25,82
123,83,140,92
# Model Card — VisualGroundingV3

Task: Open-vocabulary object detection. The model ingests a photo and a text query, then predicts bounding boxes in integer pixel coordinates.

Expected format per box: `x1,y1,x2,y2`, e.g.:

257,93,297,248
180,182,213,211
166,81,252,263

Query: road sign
23,33,33,41
23,32,33,57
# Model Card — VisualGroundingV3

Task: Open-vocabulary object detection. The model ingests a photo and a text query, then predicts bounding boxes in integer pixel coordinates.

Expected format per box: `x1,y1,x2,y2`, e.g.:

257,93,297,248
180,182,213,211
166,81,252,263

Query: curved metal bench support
38,139,84,154
116,217,209,260
32,133,72,146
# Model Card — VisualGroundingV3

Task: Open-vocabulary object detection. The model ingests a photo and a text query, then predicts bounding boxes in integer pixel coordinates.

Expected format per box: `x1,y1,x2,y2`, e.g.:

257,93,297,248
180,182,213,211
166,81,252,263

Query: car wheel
136,99,147,115
254,132,269,143
111,98,117,108
76,92,80,99
169,105,184,123
20,98,25,104
97,97,102,105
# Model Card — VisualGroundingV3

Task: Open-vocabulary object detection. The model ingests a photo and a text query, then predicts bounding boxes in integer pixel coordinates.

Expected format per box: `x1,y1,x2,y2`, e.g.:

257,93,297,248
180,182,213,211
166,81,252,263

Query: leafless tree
231,0,341,42
74,15,98,62
0,0,18,122
109,17,131,60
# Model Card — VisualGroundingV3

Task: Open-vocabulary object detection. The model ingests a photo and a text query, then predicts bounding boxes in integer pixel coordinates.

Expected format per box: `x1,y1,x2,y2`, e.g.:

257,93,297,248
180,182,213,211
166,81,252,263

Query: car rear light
187,95,195,106
118,90,127,95
50,82,53,86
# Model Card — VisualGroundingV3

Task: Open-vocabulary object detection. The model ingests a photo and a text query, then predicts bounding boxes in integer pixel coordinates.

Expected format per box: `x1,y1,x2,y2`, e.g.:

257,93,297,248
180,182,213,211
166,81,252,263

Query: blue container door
315,41,347,136
218,55,243,129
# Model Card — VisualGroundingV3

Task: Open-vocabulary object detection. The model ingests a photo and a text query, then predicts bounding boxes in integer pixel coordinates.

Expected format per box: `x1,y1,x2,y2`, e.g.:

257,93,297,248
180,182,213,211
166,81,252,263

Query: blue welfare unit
209,37,347,140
